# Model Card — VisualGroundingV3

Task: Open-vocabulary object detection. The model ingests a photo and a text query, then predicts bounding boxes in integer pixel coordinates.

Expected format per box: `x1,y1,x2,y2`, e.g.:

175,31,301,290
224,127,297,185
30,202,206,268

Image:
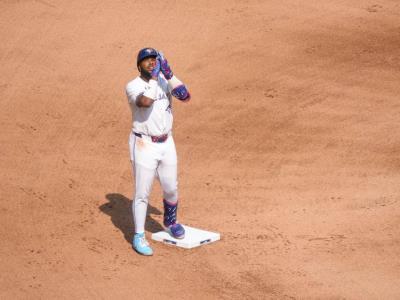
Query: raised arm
158,51,191,102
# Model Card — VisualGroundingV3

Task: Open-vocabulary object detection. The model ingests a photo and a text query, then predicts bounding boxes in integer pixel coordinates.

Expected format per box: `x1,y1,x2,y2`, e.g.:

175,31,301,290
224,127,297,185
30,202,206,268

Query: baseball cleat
167,223,185,239
133,232,153,256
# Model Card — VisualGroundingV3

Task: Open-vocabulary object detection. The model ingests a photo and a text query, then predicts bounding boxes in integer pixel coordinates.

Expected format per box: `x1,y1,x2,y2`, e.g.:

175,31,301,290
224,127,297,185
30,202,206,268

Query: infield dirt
1,1,400,299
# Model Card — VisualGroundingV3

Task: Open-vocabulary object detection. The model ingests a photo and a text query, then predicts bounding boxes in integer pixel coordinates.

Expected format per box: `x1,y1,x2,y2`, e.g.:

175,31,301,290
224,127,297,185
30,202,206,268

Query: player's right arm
126,79,158,108
135,94,154,108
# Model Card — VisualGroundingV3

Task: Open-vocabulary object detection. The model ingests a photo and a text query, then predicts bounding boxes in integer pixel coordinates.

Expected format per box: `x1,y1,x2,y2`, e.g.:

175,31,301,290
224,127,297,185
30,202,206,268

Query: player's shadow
100,193,164,244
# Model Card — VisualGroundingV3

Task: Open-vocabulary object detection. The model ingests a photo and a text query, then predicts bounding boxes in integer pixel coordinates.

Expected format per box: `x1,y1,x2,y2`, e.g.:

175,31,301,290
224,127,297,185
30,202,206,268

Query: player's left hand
157,51,173,80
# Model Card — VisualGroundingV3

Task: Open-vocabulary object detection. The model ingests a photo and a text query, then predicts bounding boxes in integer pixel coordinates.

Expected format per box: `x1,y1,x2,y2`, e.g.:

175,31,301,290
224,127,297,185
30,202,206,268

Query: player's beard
140,69,152,81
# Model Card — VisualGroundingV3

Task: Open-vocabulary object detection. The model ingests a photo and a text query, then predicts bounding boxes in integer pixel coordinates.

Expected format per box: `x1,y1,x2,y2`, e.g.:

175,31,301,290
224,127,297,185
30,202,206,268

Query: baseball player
125,47,191,256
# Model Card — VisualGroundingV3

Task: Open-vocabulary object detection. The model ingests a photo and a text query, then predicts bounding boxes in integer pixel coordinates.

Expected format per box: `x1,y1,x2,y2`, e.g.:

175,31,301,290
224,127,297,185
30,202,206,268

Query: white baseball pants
128,132,178,234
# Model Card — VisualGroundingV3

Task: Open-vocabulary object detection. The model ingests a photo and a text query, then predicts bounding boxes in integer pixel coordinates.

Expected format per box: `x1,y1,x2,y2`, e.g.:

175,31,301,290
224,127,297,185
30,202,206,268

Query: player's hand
157,51,173,80
150,58,161,80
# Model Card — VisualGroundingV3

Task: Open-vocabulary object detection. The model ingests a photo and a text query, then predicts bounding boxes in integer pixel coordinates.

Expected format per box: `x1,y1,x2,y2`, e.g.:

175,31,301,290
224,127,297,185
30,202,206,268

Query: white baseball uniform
126,74,178,234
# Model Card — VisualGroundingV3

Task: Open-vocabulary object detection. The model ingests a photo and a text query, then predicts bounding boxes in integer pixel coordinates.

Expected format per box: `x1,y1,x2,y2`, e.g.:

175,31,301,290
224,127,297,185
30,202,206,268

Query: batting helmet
137,47,158,67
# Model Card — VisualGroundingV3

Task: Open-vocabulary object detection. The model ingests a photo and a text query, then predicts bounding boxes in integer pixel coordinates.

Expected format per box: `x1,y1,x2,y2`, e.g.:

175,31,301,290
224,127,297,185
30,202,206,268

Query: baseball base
151,225,220,249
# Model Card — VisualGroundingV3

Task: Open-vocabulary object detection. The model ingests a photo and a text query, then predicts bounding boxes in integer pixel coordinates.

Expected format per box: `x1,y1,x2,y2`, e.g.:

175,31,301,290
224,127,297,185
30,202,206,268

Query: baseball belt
134,132,169,143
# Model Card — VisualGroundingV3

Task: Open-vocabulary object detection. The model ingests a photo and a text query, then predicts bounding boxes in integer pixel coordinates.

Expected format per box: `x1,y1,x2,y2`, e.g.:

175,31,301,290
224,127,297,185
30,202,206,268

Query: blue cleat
168,223,185,239
133,232,153,256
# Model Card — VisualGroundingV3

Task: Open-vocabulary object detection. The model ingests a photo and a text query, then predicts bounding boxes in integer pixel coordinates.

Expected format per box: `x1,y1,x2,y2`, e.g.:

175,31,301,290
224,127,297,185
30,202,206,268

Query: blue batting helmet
137,47,158,67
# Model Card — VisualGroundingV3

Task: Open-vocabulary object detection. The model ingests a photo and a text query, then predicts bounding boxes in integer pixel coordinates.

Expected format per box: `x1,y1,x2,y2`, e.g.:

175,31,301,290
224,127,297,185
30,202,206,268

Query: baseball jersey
126,75,173,137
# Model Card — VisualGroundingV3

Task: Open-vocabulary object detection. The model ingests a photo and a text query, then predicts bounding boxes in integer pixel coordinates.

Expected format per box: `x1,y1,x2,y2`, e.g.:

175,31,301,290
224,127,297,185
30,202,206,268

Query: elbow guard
172,85,190,102
168,75,190,102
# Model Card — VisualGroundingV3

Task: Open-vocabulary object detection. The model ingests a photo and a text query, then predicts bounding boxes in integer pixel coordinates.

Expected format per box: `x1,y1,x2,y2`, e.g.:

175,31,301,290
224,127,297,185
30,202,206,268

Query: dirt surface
1,0,400,299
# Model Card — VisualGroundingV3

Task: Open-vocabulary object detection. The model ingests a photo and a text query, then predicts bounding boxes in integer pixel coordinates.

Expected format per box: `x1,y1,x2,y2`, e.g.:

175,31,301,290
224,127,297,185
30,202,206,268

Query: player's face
139,56,157,73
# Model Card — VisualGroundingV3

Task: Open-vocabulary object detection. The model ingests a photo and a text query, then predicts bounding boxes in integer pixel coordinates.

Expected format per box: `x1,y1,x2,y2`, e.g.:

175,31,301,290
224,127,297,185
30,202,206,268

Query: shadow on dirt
100,193,164,244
